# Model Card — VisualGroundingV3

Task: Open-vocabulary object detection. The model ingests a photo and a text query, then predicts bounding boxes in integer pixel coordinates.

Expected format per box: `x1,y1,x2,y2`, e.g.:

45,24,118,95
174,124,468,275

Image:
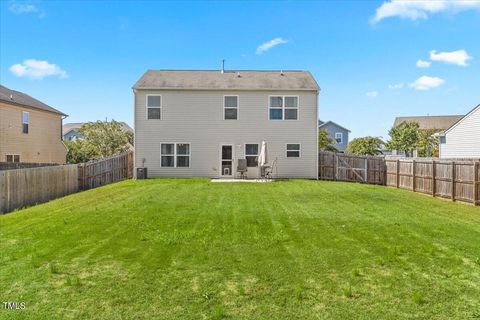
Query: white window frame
268,95,299,121
160,143,191,168
285,143,301,158
223,95,239,120
146,94,162,120
335,132,343,144
22,111,29,134
5,154,21,163
244,143,259,167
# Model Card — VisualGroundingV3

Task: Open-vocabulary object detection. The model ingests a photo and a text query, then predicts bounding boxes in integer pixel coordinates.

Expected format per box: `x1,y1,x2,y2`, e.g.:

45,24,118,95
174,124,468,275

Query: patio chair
237,159,247,179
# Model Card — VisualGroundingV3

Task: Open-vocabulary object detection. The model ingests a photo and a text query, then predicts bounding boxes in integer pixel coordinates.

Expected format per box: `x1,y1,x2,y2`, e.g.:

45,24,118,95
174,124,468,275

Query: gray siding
319,122,349,152
440,106,480,158
134,90,318,178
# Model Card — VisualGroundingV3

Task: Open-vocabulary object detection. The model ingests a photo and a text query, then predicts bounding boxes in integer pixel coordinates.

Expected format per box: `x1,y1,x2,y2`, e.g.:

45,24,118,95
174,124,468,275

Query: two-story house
0,85,67,164
133,70,319,179
318,120,350,152
437,104,480,158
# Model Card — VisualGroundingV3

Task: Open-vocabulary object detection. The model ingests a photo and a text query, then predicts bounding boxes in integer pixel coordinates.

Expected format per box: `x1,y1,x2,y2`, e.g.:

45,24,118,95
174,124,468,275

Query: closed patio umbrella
258,140,267,167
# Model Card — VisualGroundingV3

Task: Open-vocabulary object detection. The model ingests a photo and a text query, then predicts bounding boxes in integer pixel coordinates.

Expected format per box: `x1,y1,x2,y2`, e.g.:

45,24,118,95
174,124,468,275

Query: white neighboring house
437,104,480,158
133,70,320,179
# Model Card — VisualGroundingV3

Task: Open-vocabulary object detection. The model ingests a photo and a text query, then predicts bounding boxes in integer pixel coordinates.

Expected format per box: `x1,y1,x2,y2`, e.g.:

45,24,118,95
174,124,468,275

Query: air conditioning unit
136,167,148,179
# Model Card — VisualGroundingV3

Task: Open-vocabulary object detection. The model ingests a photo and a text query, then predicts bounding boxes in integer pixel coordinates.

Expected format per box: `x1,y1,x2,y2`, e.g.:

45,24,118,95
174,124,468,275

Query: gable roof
63,121,133,135
0,85,67,116
133,70,320,91
392,115,463,130
444,104,480,134
318,120,351,132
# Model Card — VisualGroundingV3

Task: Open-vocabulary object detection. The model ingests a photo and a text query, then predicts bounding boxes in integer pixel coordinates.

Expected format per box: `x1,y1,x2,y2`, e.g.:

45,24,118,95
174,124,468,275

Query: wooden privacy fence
0,164,78,214
78,151,133,190
0,151,134,214
386,158,480,206
318,151,386,185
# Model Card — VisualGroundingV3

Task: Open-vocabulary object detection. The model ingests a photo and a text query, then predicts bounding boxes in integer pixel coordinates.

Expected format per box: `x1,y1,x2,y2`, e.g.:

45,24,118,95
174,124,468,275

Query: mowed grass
1,179,479,319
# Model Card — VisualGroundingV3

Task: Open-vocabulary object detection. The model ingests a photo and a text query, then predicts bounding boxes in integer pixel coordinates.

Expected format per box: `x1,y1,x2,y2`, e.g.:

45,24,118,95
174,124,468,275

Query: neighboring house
133,70,319,179
0,85,67,164
391,115,463,157
437,104,480,158
318,120,350,152
63,121,133,141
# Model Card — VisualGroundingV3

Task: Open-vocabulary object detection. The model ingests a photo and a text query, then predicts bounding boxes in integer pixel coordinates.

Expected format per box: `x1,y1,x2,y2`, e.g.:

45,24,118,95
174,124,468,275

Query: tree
346,136,384,156
387,122,419,157
318,129,338,152
417,129,439,157
66,120,133,163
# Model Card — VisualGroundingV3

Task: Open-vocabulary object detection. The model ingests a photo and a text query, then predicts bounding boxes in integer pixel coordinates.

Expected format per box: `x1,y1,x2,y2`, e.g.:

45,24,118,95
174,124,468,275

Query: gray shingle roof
63,121,133,135
393,115,463,130
0,85,66,116
133,70,320,91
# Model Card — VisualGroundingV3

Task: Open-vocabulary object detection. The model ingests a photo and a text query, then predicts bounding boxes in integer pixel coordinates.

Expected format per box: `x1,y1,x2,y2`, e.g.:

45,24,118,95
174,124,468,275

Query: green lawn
0,179,479,319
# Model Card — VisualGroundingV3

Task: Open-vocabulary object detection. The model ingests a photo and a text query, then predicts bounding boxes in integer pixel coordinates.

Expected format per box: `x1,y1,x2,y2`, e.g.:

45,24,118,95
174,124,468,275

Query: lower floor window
161,143,190,167
245,144,259,167
286,144,300,158
6,155,20,163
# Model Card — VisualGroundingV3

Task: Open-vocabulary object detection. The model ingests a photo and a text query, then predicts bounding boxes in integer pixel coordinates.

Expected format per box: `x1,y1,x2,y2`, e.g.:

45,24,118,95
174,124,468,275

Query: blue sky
1,0,479,139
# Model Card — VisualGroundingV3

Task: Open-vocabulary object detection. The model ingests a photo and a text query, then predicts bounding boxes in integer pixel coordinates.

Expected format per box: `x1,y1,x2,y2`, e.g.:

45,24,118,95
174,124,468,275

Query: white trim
444,104,480,134
160,142,191,168
285,143,301,158
268,95,299,121
244,142,259,167
219,144,234,177
335,132,343,144
223,95,239,120
146,94,162,120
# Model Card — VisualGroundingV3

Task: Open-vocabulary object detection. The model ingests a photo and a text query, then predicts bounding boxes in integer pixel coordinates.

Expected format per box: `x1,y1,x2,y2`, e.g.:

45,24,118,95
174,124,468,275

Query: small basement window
224,96,238,120
6,155,20,163
286,144,300,158
147,95,161,120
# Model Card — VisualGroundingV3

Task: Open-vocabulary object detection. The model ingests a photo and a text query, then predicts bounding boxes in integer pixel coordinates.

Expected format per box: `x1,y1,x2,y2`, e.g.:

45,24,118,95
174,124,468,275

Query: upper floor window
286,144,301,158
161,143,190,168
335,132,343,144
147,95,161,120
245,144,259,167
224,96,238,120
22,111,29,134
269,96,298,120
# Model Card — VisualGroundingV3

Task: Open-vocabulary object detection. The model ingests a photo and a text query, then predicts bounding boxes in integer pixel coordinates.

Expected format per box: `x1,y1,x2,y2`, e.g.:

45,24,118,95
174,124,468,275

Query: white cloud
8,0,46,18
416,59,431,68
388,83,404,89
429,49,472,66
366,91,379,98
256,37,289,54
9,59,68,80
371,0,480,23
409,76,445,91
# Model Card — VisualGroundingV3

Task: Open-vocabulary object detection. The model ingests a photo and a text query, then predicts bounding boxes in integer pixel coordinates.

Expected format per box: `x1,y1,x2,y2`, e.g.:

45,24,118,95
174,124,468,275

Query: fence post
334,154,337,181
451,161,456,202
396,159,400,188
474,161,479,206
365,158,369,184
412,160,416,192
432,160,436,197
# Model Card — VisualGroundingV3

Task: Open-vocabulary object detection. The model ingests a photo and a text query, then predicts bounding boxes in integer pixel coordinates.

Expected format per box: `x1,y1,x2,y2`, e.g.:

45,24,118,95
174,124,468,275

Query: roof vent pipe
280,70,284,76
221,59,225,74
237,72,241,78
10,94,13,100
